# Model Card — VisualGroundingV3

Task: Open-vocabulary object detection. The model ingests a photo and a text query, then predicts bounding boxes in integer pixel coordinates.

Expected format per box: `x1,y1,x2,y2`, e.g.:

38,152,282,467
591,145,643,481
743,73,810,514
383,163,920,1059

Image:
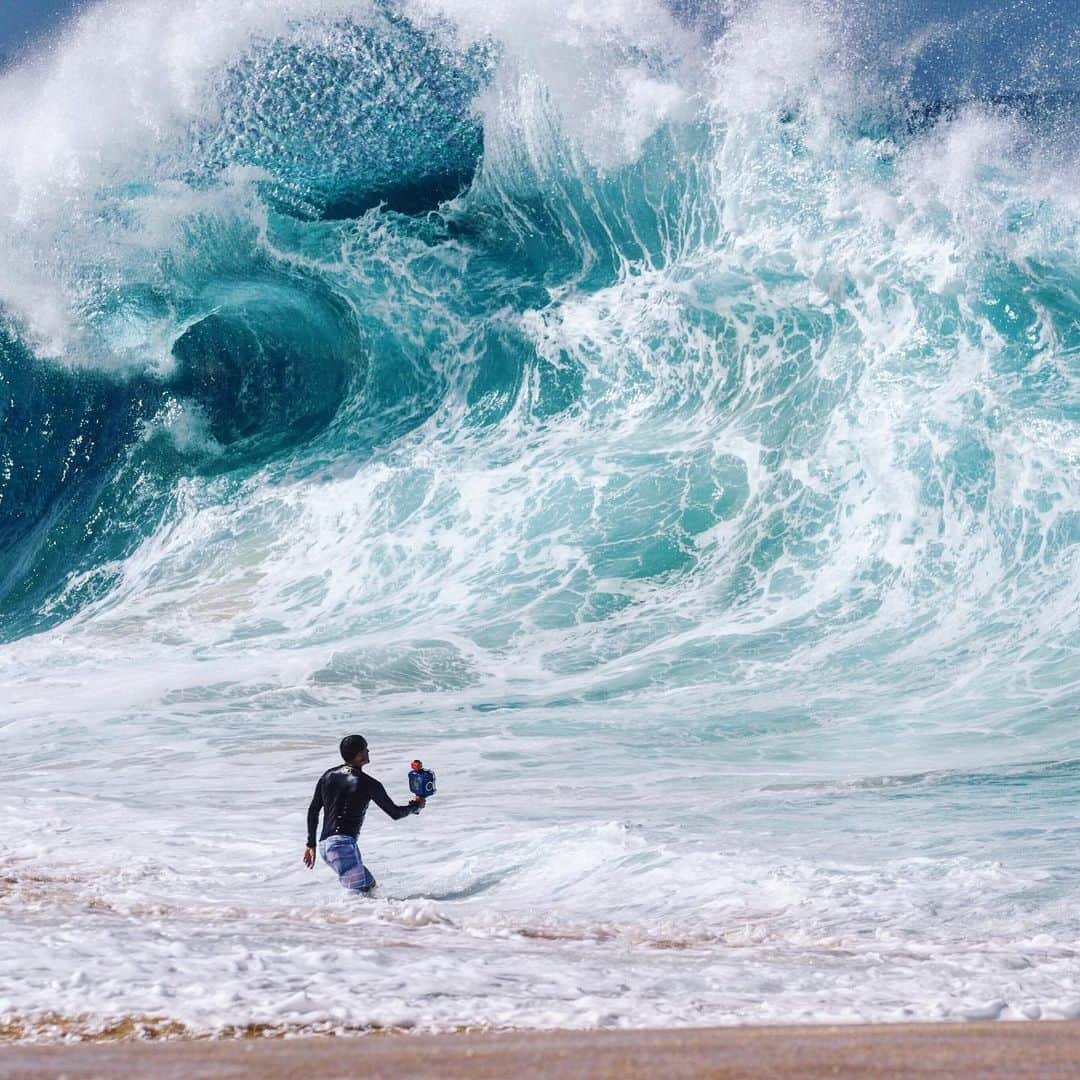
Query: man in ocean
303,734,425,894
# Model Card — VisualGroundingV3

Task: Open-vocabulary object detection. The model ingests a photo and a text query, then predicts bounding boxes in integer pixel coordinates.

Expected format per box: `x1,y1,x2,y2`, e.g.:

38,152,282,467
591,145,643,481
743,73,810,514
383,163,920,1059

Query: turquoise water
0,0,1078,1037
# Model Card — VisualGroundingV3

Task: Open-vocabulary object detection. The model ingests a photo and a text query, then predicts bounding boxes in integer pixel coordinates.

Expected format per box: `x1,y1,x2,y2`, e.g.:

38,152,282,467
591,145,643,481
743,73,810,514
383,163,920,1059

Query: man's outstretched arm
371,778,423,820
303,777,324,868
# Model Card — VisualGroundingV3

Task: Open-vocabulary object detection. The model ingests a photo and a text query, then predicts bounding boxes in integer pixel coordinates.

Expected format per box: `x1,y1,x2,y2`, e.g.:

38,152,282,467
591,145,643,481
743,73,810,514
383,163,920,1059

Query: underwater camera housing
408,759,436,799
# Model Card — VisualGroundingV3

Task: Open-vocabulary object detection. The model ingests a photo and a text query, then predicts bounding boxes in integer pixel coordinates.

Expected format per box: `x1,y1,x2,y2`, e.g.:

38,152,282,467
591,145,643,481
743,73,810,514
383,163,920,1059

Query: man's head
339,734,369,766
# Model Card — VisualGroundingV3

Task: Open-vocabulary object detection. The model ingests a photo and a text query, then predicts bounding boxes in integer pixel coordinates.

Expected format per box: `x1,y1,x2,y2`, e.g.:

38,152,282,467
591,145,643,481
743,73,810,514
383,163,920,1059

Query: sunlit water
1,0,1078,1038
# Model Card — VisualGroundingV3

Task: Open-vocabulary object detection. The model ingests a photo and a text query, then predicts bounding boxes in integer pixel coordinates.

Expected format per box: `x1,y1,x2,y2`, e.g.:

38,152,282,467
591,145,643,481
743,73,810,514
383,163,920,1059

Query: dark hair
340,734,368,762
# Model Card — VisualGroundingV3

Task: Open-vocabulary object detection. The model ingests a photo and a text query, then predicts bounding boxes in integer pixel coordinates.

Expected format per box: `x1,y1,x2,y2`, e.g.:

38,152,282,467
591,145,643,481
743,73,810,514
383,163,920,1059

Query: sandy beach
2,1020,1079,1079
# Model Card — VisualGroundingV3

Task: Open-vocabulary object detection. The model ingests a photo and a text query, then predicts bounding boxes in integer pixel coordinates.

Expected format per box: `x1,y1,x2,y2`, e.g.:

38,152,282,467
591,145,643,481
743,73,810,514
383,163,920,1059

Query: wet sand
2,1020,1079,1079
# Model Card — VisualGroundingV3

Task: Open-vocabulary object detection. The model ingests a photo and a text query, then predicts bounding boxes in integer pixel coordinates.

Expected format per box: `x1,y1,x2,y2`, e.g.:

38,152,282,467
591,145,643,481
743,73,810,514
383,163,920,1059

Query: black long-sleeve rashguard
306,764,418,847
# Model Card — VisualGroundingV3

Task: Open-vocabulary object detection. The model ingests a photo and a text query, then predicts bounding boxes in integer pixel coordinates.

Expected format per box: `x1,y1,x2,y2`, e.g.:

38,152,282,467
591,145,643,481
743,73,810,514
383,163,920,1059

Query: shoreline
3,1020,1080,1078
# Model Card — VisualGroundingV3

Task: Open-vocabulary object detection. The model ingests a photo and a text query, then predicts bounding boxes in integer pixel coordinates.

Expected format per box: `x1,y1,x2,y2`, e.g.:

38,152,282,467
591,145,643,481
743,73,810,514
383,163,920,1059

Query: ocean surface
1,0,1078,1038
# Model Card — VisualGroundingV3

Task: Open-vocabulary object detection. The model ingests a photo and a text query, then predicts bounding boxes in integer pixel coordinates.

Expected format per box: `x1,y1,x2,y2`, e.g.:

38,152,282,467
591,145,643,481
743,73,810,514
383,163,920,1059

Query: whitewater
1,0,1078,1038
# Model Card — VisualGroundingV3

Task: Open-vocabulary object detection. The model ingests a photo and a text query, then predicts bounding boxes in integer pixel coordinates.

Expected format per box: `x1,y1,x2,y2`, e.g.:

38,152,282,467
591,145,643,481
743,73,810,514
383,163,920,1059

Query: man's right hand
302,845,316,868
410,797,426,812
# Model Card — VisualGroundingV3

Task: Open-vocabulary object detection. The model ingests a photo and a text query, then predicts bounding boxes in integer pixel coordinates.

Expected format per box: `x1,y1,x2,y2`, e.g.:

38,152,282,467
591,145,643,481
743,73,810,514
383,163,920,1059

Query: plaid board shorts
319,834,376,893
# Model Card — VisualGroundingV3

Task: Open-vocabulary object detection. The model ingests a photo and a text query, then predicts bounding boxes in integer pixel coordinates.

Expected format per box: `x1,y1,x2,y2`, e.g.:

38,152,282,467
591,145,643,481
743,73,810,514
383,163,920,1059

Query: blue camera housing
409,765,436,798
